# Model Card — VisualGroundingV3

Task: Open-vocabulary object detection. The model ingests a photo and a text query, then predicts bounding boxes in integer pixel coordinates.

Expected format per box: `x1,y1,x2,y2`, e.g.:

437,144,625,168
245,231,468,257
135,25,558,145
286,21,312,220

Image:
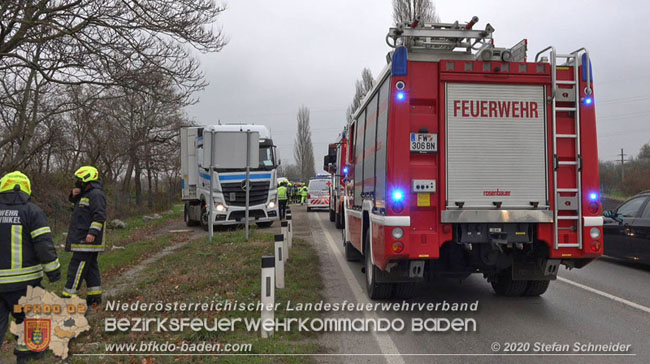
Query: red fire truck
342,17,602,299
324,130,349,229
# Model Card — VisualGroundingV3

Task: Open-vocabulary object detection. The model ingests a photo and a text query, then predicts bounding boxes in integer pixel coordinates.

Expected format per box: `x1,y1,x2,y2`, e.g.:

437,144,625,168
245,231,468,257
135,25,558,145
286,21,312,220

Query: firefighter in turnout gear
63,166,106,307
278,182,288,220
0,171,61,363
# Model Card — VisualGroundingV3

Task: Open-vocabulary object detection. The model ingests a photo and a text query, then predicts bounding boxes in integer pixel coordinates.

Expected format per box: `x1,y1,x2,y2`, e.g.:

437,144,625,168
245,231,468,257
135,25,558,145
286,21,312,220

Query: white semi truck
180,124,280,229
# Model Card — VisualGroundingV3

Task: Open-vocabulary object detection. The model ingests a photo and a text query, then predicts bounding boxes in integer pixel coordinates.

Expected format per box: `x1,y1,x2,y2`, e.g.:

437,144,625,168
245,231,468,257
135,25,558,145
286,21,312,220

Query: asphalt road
295,206,650,364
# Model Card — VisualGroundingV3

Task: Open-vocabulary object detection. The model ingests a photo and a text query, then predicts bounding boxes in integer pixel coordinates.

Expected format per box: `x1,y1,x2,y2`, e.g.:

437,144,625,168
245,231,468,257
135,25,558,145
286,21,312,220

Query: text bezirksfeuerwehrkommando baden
104,299,479,313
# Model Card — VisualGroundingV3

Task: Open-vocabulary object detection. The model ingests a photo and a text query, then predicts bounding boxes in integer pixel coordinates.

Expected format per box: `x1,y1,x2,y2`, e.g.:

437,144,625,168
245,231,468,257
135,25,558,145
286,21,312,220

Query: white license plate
410,133,437,153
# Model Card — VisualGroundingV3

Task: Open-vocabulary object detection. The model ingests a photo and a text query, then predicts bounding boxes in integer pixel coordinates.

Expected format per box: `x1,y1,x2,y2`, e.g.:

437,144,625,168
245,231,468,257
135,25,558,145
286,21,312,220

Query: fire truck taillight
588,192,599,201
392,241,404,254
591,240,602,252
343,166,349,175
590,227,601,240
392,190,404,201
392,227,404,239
396,91,406,101
583,96,593,105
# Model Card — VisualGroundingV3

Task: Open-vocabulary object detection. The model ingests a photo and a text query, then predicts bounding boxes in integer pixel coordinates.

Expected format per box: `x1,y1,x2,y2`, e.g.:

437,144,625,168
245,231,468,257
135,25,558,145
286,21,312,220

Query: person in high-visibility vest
277,182,288,220
63,166,106,307
300,185,308,205
0,171,61,363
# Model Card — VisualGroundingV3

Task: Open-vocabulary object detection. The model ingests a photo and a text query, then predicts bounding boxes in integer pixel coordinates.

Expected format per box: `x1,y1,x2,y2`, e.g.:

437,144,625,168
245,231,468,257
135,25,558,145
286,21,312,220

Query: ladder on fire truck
535,47,592,250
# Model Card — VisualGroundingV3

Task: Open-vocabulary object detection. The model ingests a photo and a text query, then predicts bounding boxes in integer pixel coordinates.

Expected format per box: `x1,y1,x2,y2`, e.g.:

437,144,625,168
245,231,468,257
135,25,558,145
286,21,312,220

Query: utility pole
618,148,627,183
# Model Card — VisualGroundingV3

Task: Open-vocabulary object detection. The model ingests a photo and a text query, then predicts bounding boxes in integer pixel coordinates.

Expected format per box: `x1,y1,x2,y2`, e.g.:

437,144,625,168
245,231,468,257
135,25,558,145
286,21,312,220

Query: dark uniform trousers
0,289,27,351
63,252,101,305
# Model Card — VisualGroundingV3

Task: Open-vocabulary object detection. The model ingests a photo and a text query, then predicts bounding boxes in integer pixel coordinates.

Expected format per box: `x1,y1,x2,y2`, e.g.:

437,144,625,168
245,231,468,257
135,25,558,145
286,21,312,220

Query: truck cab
181,124,280,229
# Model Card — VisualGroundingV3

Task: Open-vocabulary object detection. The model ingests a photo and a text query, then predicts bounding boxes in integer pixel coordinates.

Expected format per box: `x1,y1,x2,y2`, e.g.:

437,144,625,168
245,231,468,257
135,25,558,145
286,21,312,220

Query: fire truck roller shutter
446,83,548,209
353,111,366,208
363,91,378,195
375,79,390,208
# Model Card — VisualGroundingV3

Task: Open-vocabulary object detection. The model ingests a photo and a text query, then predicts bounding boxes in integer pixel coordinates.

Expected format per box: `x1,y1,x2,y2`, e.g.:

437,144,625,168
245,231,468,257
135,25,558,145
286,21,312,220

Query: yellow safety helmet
0,171,32,195
74,166,99,183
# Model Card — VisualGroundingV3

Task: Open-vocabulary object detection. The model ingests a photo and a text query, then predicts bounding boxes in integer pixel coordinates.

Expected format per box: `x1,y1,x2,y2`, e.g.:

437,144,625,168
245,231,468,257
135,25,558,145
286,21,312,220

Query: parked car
603,191,650,263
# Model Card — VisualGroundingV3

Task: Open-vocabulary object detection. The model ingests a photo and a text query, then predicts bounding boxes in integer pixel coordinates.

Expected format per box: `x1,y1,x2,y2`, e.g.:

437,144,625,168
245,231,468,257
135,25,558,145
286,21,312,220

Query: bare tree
346,68,374,123
392,0,440,25
293,106,315,181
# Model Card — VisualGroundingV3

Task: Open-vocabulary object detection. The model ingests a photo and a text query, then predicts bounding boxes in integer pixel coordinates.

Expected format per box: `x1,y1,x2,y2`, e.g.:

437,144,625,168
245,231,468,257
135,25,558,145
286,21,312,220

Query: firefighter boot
15,349,45,364
87,293,102,307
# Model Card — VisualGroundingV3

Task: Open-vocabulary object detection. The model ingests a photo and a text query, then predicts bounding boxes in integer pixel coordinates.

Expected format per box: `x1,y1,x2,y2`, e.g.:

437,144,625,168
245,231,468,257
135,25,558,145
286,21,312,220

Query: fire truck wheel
335,207,345,229
329,209,336,222
307,207,312,212
523,280,551,296
344,241,361,261
490,270,527,297
364,233,393,299
392,283,415,299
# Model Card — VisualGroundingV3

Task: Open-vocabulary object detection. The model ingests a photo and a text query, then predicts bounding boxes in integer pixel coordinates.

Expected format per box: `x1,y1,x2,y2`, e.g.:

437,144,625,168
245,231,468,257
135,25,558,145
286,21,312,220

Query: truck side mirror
602,210,613,218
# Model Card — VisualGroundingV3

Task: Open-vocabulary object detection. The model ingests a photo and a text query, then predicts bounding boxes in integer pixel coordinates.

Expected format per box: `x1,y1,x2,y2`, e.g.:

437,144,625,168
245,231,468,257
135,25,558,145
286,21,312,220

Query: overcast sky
188,0,650,167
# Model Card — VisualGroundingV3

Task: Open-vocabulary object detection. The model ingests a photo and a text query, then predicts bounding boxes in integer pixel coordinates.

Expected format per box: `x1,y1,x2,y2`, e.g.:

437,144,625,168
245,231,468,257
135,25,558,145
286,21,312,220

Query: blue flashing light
589,192,599,201
343,166,349,175
584,97,593,105
392,46,408,76
396,91,406,101
392,190,404,202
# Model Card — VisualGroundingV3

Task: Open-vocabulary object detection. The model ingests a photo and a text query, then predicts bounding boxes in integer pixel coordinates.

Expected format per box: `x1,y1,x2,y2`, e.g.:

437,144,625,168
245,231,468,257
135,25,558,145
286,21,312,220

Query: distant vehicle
307,177,330,212
323,129,348,229
603,191,650,263
180,124,279,230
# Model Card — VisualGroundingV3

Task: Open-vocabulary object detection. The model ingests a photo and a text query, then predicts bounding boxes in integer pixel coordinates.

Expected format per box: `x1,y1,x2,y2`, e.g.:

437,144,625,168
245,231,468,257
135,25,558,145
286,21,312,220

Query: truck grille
221,181,269,207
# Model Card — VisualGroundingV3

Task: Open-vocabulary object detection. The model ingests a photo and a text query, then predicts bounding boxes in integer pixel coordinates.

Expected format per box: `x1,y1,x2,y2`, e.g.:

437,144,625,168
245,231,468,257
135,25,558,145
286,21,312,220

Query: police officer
0,171,61,363
278,182,288,220
62,166,106,307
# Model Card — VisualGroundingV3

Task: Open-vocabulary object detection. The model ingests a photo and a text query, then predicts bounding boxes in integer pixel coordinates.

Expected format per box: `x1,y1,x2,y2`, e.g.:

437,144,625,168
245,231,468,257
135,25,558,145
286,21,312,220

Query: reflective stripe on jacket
66,181,107,253
0,190,60,292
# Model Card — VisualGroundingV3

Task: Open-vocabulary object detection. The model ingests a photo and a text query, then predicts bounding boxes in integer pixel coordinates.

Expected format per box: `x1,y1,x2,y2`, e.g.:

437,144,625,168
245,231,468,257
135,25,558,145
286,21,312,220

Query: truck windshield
259,146,275,170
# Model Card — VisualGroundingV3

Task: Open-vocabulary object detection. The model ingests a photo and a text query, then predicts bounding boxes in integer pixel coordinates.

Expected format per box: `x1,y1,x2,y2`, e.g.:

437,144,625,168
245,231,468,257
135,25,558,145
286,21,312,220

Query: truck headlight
268,201,276,209
216,203,226,212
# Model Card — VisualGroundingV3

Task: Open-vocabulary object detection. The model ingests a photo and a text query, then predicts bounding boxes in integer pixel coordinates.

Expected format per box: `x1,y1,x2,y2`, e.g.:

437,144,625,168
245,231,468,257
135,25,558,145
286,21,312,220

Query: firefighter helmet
0,171,32,195
74,166,99,183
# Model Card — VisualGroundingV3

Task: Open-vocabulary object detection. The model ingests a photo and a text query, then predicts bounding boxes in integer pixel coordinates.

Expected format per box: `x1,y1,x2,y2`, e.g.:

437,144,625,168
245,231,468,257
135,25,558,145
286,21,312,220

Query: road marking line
314,213,406,364
557,276,650,314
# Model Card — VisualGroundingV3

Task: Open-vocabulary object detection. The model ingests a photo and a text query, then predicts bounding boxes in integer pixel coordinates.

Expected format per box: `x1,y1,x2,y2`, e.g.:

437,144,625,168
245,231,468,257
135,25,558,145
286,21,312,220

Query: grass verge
68,229,324,364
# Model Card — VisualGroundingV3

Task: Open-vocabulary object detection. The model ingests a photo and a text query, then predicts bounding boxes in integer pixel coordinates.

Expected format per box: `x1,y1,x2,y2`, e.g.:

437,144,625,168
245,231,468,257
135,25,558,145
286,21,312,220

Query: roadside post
274,234,285,289
260,256,274,338
286,213,293,249
281,221,289,261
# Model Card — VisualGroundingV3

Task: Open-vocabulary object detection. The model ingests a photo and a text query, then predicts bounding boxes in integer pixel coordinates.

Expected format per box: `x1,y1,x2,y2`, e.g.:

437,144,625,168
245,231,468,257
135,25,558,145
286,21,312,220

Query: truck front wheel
329,209,335,222
364,232,392,299
490,270,527,297
200,203,209,231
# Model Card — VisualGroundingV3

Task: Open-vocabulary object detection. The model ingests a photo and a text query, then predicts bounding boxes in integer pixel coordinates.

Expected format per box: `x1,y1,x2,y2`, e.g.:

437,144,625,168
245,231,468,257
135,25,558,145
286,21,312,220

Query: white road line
557,276,650,314
314,213,406,364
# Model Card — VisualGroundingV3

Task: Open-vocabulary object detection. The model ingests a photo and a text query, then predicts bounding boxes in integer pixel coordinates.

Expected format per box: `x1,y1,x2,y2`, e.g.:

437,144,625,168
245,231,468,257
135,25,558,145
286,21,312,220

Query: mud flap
512,259,560,280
